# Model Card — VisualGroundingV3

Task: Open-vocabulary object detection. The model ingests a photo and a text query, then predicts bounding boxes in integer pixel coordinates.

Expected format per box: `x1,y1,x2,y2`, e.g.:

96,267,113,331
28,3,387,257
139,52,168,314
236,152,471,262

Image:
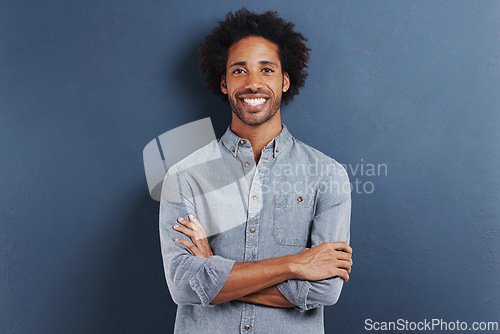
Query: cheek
270,78,284,91
225,80,239,95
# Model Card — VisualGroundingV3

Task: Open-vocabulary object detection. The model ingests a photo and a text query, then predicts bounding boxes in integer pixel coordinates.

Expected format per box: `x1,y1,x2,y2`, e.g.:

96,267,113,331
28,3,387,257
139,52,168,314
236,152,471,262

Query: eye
262,68,275,73
232,68,245,74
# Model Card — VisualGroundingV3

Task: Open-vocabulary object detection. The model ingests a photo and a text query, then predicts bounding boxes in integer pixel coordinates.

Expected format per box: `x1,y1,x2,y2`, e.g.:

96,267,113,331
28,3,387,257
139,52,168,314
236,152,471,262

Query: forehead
227,36,280,66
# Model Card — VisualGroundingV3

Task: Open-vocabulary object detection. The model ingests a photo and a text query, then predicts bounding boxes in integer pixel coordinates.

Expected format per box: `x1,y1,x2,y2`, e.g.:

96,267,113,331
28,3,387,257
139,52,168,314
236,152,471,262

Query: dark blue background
1,1,499,333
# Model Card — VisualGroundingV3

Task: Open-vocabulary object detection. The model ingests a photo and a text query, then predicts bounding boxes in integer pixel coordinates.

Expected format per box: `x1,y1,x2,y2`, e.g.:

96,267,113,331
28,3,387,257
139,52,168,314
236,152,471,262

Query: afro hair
199,7,311,105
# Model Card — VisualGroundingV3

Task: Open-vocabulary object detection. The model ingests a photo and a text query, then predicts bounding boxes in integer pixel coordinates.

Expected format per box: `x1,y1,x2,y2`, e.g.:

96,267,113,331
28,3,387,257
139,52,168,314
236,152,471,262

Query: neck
230,110,283,163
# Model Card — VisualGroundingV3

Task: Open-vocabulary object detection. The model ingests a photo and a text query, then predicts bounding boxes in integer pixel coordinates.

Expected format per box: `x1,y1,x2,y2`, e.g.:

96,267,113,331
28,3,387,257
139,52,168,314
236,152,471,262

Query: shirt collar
221,123,292,158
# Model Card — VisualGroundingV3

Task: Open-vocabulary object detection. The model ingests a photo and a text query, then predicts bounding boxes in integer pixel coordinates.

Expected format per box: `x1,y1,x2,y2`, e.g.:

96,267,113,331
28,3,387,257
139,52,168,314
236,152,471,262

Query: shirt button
244,162,250,167
244,324,251,331
240,139,246,145
276,147,279,152
250,227,256,233
232,146,235,153
252,195,257,200
296,196,303,202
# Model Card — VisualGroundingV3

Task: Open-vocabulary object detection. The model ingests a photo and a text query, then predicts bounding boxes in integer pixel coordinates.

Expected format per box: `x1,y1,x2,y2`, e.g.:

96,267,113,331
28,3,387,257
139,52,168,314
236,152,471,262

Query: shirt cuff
276,279,320,312
188,255,235,306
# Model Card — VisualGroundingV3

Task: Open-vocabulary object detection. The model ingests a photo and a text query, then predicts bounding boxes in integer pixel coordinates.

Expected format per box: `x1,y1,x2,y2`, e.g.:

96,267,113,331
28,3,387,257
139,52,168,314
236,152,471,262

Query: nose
244,70,263,92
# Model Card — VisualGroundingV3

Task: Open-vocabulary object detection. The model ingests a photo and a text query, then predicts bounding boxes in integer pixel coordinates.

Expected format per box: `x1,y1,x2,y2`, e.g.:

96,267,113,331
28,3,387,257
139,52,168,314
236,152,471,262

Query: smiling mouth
242,97,267,106
239,97,269,111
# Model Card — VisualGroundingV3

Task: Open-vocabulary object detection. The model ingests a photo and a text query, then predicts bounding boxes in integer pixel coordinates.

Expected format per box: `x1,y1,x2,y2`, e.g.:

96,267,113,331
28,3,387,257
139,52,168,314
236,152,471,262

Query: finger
333,251,352,262
337,260,351,273
187,214,209,241
173,224,195,239
181,220,204,243
336,259,352,273
188,214,201,226
175,222,205,245
178,218,204,240
175,224,204,244
336,268,349,282
188,214,207,235
176,233,212,258
177,217,196,230
174,238,201,257
333,242,352,254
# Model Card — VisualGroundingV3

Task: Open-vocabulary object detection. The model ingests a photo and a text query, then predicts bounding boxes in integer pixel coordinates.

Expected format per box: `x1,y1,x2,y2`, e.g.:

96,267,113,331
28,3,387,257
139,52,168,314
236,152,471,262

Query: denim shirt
159,124,351,334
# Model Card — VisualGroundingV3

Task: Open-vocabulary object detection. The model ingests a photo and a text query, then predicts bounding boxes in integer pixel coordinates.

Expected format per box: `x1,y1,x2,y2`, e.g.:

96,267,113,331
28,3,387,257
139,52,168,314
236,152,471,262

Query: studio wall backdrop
1,0,499,333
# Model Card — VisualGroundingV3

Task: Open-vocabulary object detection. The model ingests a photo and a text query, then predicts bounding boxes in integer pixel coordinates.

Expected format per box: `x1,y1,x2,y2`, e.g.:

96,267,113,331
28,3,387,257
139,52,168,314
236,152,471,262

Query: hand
173,214,214,258
292,242,352,282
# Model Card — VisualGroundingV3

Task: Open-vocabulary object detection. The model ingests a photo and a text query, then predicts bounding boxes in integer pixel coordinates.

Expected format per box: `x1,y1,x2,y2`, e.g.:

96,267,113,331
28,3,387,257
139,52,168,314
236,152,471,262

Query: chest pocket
273,193,314,247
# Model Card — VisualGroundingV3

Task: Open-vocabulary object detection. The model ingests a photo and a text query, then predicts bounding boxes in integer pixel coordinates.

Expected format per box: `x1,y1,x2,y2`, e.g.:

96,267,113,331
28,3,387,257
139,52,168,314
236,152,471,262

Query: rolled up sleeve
276,161,351,312
159,164,235,306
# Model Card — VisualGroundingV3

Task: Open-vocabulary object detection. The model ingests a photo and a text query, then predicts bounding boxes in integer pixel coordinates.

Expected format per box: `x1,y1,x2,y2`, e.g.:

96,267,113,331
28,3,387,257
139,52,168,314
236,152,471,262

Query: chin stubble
229,95,281,126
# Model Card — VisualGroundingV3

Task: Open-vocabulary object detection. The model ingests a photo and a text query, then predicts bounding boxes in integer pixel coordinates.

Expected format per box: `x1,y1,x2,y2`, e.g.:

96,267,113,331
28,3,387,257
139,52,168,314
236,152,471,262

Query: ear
282,72,290,93
220,75,228,95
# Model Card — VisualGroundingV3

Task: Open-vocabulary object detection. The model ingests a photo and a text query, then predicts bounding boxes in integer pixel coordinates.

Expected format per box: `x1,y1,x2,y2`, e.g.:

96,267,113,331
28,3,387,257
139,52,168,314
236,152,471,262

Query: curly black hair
199,8,311,105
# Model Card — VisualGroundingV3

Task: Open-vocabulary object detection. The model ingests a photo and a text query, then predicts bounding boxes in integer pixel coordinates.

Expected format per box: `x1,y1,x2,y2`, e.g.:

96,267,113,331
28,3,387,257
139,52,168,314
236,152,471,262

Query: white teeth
243,98,266,106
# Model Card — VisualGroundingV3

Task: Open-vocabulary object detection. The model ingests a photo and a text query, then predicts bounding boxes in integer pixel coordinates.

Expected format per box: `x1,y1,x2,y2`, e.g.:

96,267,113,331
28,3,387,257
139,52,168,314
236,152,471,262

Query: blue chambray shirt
159,123,351,334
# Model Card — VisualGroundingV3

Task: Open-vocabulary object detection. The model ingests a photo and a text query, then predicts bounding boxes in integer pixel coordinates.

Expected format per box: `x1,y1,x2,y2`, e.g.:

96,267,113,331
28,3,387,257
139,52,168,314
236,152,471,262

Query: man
159,8,352,334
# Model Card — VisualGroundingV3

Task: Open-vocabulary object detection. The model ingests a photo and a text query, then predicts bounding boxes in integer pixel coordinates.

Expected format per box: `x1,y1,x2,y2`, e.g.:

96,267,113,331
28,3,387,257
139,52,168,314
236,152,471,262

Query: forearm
235,285,296,308
210,255,296,304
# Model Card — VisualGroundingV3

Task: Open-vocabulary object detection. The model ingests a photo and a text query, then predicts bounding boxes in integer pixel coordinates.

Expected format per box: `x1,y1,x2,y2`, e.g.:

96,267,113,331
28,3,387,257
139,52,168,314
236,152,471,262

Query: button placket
240,302,255,334
240,145,257,186
241,139,273,332
245,189,260,263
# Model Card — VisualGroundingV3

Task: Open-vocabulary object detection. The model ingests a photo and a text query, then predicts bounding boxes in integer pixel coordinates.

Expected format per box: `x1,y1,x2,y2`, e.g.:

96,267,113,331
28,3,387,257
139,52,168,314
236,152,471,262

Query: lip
238,93,269,99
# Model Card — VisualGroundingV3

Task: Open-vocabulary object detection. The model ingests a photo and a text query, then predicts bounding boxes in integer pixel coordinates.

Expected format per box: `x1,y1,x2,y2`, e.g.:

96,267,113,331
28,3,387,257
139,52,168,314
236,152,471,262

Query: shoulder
166,139,222,176
288,137,348,179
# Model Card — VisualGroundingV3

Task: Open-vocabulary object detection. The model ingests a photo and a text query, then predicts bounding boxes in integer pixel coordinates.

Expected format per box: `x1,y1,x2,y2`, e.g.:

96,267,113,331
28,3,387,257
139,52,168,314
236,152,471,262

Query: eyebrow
229,60,278,68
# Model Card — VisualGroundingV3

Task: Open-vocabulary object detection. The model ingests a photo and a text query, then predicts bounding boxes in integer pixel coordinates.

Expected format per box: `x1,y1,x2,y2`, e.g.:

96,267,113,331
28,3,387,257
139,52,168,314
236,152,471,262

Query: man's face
221,36,290,126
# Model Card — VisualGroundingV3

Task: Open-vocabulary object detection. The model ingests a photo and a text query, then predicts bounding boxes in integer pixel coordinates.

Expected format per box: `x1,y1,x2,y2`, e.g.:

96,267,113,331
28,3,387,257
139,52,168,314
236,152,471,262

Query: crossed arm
173,214,352,308
160,161,352,310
